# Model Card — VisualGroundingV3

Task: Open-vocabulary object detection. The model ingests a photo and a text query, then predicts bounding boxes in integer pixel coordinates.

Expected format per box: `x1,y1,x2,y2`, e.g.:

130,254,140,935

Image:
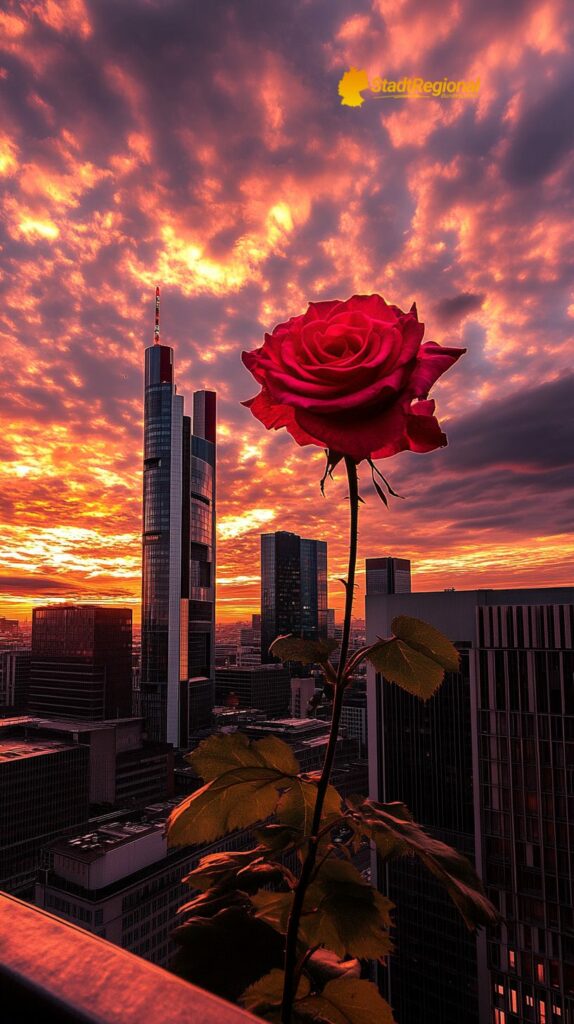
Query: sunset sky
1,0,573,625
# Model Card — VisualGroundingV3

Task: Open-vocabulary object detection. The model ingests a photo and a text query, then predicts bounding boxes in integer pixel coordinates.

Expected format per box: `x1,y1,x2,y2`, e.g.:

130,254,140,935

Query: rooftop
51,820,164,863
215,663,289,673
250,717,328,733
0,715,144,733
0,737,78,763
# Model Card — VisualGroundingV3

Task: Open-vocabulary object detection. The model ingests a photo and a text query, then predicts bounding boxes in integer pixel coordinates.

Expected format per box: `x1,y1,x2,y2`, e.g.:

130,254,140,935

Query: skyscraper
366,585,574,1024
365,556,411,595
477,601,574,1024
29,605,132,720
140,288,216,747
261,531,327,662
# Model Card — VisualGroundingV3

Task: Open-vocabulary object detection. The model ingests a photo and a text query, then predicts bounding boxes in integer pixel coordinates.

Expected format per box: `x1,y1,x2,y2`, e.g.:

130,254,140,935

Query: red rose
241,294,465,462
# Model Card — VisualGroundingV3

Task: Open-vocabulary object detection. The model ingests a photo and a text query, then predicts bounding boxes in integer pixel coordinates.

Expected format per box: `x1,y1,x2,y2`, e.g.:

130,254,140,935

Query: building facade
0,617,21,651
261,531,327,662
0,715,173,810
366,586,574,1024
36,808,253,968
365,556,412,596
215,664,291,718
0,650,30,713
477,601,574,1024
0,724,90,895
140,291,216,747
29,605,132,721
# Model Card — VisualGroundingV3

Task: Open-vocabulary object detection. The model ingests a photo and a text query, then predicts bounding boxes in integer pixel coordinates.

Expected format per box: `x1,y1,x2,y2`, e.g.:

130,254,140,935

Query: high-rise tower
365,556,411,595
366,585,574,1024
140,289,216,746
261,531,327,663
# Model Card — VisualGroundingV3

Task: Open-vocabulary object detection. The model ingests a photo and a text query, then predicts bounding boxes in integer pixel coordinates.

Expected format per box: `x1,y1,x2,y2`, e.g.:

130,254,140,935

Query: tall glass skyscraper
366,585,574,1024
261,531,327,663
140,290,216,747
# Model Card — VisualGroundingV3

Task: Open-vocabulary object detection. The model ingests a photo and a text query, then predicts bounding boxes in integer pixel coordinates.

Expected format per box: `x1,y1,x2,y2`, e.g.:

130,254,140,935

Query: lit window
494,1010,506,1024
553,1006,562,1017
540,1002,546,1024
526,995,534,1007
496,984,505,995
510,990,518,1013
509,950,516,969
537,963,545,983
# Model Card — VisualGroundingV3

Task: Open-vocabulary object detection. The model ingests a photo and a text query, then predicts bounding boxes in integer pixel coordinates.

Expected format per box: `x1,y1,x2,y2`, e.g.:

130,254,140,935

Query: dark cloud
433,292,484,324
0,576,77,594
447,373,574,471
503,71,574,186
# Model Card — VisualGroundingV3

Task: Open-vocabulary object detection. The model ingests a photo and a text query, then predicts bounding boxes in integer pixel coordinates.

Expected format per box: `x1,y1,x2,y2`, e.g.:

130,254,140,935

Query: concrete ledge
0,892,258,1024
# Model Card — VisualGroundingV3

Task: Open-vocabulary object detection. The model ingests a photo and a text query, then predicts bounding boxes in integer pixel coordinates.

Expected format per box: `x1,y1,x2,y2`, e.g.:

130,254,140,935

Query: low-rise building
0,729,90,895
36,804,252,967
215,664,291,718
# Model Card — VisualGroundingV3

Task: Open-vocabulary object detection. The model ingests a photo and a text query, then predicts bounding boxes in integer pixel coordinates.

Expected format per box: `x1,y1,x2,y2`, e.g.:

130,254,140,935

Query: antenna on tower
154,286,160,345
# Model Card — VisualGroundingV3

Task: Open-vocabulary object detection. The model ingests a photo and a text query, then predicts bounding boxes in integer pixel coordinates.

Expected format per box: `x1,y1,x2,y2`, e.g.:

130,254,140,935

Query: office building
290,677,319,719
0,721,90,895
0,650,30,713
366,585,574,1024
140,289,216,747
261,531,327,662
0,715,172,810
238,614,261,667
0,617,21,651
243,717,360,775
365,556,411,596
36,804,252,968
341,677,368,756
30,605,132,721
477,601,574,1024
215,664,291,718
239,614,261,649
214,643,238,669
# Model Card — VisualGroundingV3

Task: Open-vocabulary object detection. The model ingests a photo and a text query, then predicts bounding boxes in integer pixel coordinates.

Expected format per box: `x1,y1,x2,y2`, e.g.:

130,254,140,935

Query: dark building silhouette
367,586,574,1024
140,289,216,746
0,616,21,650
20,716,173,808
365,556,411,595
341,677,368,757
30,605,132,721
261,531,327,662
215,664,291,718
0,719,90,895
477,601,574,1024
0,650,30,713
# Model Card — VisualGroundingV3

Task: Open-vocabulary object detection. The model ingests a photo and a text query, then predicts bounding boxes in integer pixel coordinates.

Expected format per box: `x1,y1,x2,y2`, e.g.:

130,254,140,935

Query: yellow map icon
338,67,370,107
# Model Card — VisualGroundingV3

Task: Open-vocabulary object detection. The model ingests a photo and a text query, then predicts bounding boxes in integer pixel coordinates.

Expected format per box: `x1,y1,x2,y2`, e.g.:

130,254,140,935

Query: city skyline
1,2,574,625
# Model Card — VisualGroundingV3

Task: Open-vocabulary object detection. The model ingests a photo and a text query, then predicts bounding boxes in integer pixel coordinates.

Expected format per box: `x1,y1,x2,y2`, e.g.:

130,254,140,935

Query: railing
0,892,258,1023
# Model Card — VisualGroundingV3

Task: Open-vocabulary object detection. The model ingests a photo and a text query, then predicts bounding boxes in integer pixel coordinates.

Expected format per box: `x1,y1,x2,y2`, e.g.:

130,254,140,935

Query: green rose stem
280,455,359,1024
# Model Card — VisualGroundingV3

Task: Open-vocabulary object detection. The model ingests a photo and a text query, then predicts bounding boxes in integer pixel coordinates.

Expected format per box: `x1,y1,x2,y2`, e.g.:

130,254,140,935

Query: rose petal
242,387,323,448
408,342,466,398
293,397,408,461
306,299,345,320
339,294,402,324
264,363,409,413
406,398,448,449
